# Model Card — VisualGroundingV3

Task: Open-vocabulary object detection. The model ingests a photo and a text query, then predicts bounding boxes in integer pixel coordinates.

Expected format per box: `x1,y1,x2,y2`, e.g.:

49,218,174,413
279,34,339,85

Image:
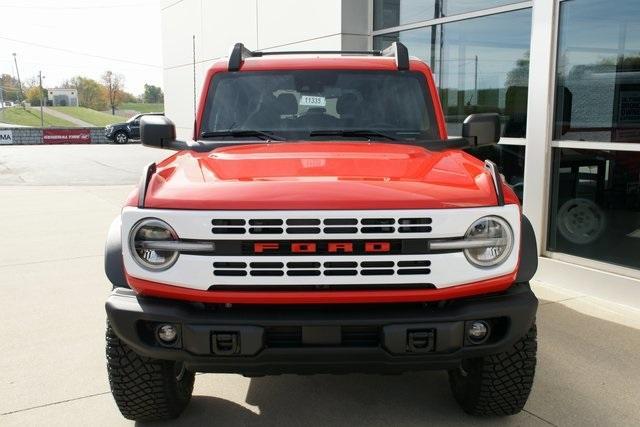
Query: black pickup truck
105,112,164,144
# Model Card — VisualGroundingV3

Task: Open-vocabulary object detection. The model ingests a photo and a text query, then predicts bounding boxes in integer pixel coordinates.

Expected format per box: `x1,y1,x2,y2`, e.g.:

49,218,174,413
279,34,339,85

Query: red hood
142,142,517,210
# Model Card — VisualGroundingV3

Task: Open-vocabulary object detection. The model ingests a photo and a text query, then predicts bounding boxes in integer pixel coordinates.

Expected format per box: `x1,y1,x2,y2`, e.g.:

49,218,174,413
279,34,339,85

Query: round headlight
464,216,514,267
129,218,179,271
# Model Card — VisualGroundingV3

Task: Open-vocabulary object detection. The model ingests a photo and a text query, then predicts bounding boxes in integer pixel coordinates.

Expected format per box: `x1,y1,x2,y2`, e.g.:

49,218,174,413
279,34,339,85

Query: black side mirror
462,113,501,147
140,115,188,150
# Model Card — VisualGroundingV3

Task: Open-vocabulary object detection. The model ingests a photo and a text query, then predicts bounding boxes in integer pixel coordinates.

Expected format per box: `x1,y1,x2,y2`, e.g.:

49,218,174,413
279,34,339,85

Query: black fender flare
105,216,129,288
516,214,538,283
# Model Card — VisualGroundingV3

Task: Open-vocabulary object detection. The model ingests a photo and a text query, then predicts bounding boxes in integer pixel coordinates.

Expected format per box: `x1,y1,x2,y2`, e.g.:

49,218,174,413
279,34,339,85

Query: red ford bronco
104,42,538,421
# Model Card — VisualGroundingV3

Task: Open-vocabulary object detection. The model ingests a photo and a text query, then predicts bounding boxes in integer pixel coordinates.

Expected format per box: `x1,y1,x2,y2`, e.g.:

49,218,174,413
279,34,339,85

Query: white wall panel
161,0,202,68
256,0,342,49
200,0,258,61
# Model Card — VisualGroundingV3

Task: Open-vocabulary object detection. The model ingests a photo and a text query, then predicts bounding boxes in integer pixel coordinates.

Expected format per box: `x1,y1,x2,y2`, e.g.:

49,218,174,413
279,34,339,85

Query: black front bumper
106,283,537,375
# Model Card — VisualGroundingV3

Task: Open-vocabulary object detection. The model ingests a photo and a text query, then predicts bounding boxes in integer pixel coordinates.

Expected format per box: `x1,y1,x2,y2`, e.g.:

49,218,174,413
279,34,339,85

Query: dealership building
161,0,640,309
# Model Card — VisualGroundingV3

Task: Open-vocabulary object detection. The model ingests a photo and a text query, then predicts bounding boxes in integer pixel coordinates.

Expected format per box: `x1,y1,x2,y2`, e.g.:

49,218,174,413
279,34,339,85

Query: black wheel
448,323,537,416
106,322,195,421
114,131,128,144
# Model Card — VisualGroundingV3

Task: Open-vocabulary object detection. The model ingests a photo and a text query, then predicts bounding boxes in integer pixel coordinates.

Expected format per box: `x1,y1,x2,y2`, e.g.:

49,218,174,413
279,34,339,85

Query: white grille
121,205,521,290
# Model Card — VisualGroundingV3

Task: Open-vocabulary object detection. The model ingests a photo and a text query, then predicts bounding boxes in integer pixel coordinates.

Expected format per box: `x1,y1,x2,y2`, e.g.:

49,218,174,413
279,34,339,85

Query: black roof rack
227,42,410,72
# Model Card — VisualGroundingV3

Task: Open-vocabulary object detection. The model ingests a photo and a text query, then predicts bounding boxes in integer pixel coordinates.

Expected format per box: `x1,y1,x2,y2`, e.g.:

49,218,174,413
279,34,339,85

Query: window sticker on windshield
299,95,326,107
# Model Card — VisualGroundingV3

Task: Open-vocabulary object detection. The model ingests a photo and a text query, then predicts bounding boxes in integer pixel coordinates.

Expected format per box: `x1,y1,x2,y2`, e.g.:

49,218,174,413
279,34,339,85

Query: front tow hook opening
212,332,240,355
407,329,435,353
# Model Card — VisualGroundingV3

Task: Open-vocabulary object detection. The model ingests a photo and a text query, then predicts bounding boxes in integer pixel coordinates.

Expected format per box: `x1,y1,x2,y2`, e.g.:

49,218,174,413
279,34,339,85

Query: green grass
0,107,76,127
51,107,126,127
120,102,164,113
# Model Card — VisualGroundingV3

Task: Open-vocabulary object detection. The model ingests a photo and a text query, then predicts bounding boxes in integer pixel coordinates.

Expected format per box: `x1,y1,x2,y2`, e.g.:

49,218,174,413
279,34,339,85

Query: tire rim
557,198,605,245
116,133,126,143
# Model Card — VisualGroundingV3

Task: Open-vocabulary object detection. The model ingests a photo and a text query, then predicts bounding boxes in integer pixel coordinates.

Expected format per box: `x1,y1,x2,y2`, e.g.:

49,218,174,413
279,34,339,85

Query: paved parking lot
1,145,640,426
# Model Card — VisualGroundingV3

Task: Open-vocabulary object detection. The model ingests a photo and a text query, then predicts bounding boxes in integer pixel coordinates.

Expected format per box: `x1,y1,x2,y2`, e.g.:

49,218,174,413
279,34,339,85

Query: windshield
126,114,141,123
200,70,439,141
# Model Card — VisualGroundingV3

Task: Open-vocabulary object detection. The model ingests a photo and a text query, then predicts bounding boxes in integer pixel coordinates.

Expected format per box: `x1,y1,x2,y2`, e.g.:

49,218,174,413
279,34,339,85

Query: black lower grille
265,325,380,348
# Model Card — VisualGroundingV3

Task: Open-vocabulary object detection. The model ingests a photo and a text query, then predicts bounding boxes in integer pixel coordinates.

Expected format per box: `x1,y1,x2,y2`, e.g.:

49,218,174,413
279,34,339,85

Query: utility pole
12,53,24,105
474,55,478,104
39,71,44,127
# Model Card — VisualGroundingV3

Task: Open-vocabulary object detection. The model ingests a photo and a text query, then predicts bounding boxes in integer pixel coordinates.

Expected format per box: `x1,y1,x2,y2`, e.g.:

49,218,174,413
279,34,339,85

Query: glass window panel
373,27,432,63
466,145,526,201
437,9,531,137
443,1,523,16
376,9,532,137
373,0,526,30
554,0,640,143
548,148,640,270
374,0,436,31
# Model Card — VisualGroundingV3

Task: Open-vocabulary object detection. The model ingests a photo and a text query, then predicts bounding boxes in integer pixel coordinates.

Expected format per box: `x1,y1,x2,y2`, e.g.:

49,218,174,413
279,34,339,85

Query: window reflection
548,149,640,270
374,0,525,30
554,0,640,143
466,145,526,201
374,9,532,137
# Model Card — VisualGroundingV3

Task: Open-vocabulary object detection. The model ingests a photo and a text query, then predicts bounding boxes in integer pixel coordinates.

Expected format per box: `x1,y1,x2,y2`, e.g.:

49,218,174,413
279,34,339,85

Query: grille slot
324,218,357,225
213,262,247,268
361,269,394,276
250,270,284,276
287,270,321,276
212,219,245,226
287,219,320,226
286,227,321,234
250,262,284,269
249,227,283,234
361,226,394,233
324,269,358,276
249,219,282,226
324,261,358,268
211,227,245,234
361,218,394,225
398,268,431,275
214,270,247,276
324,227,358,234
397,260,431,267
287,262,321,269
361,261,394,268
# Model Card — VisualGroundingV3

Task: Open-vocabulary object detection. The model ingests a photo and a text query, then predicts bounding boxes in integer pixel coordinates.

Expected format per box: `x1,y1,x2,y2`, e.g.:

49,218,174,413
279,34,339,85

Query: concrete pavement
1,145,639,426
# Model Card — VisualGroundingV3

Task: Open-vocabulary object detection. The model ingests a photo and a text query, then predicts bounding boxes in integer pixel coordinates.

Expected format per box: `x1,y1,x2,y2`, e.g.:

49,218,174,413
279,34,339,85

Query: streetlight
12,53,24,105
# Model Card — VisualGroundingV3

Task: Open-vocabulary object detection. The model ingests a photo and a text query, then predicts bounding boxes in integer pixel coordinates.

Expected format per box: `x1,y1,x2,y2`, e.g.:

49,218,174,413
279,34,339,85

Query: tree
121,91,137,103
63,76,107,110
102,70,124,115
0,74,22,102
143,84,164,103
505,51,530,88
25,85,46,106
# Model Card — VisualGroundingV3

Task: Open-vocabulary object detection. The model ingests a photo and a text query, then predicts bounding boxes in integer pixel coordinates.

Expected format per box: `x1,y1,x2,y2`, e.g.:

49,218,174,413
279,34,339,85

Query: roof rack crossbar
227,42,409,72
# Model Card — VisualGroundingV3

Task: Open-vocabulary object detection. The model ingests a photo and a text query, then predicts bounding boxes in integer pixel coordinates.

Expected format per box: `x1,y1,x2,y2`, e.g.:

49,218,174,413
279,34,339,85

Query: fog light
468,321,489,343
157,324,178,343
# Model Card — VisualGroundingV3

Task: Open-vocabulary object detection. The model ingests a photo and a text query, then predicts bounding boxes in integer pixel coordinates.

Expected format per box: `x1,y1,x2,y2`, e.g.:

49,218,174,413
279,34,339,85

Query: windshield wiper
309,129,397,141
201,130,285,141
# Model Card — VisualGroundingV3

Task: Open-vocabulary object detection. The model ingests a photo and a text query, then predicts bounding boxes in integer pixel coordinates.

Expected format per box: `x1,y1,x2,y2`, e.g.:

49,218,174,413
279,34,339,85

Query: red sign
43,129,91,144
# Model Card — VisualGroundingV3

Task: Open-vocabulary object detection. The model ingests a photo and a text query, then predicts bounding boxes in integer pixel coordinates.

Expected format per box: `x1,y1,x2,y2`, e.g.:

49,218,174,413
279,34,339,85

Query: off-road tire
106,322,195,421
114,131,128,144
448,323,537,416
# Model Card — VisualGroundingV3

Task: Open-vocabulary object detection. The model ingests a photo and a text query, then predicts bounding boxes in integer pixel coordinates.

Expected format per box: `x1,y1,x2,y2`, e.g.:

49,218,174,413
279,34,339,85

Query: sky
0,0,163,96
